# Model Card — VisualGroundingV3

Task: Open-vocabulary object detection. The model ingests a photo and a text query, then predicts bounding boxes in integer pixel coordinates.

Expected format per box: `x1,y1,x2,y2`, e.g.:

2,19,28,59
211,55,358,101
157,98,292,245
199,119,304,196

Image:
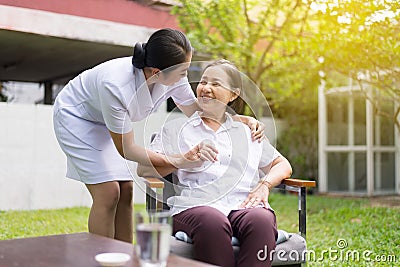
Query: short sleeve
170,77,197,106
259,139,281,168
98,81,133,134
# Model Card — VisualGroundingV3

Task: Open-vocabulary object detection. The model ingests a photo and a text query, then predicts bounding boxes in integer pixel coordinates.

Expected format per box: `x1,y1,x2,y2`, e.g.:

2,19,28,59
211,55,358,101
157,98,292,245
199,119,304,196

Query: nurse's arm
137,160,176,178
109,130,216,168
109,130,171,167
176,101,201,117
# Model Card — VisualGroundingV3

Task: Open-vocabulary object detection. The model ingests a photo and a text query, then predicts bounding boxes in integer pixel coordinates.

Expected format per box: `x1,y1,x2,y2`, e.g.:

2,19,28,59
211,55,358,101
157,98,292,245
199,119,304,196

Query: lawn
0,195,398,266
270,194,399,266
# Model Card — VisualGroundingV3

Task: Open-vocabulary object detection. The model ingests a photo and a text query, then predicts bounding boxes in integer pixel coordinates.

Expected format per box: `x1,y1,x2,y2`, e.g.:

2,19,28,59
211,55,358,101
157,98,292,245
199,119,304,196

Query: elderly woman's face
196,65,237,111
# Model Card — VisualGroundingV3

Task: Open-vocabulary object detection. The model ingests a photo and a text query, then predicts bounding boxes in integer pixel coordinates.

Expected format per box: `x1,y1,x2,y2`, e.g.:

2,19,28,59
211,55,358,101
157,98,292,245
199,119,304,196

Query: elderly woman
138,60,292,267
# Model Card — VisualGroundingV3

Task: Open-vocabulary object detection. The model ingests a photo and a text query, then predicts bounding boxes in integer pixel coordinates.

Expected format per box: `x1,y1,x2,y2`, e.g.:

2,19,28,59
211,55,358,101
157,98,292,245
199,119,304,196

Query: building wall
0,0,178,29
0,103,90,210
0,4,158,47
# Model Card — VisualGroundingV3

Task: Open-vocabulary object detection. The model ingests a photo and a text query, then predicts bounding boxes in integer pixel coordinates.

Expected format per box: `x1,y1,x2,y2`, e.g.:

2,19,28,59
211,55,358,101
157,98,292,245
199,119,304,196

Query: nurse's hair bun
132,42,147,69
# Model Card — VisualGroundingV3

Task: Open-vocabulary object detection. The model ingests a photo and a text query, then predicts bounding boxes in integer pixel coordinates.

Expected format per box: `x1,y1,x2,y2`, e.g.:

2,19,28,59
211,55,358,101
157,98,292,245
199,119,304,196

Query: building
318,79,400,196
0,0,181,102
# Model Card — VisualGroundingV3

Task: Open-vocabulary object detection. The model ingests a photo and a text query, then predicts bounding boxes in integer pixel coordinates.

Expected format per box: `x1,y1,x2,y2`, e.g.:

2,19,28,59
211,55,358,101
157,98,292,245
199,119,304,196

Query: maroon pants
173,206,277,267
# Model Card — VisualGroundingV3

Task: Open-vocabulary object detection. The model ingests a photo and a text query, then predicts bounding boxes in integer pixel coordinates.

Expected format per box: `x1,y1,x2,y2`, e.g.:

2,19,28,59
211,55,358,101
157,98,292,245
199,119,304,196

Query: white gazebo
318,80,399,196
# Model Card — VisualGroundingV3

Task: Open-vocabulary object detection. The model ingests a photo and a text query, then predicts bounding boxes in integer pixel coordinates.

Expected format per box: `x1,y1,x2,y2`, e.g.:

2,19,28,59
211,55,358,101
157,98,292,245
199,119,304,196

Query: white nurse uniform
53,57,196,184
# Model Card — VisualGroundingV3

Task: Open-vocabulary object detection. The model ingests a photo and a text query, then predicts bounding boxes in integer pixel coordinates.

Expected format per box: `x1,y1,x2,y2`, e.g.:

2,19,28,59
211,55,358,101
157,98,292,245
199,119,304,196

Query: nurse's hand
232,115,265,142
247,117,265,142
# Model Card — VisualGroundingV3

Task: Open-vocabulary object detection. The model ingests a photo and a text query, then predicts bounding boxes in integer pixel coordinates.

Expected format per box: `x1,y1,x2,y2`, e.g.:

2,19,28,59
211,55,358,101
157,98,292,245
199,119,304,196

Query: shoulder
91,57,131,73
223,115,263,150
226,114,253,137
98,57,134,84
98,58,137,97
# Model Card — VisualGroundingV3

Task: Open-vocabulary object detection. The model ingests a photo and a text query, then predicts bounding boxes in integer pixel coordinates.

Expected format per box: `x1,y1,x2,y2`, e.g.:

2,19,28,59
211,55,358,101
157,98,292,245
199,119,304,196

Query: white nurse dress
53,57,196,184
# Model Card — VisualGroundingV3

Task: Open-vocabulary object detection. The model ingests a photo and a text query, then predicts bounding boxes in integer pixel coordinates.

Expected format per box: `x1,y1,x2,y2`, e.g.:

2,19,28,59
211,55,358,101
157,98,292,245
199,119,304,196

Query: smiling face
196,64,240,116
158,52,192,86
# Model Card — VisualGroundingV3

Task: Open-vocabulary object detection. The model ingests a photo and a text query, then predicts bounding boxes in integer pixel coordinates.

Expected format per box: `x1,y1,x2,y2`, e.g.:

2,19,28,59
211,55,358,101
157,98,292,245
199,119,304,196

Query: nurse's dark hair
203,59,245,114
132,28,192,70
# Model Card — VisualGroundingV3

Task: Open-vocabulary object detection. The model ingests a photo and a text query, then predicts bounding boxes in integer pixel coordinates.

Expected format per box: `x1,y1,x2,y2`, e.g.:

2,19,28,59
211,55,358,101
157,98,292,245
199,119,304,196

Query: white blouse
150,112,280,216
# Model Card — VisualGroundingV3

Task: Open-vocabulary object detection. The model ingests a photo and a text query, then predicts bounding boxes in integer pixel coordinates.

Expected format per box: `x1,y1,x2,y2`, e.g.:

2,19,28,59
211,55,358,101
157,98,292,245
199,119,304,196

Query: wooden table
0,232,217,267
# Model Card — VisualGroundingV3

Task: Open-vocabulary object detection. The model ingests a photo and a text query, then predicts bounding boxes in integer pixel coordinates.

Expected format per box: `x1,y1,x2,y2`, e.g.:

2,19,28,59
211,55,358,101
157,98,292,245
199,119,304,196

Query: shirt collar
225,113,242,129
191,111,241,129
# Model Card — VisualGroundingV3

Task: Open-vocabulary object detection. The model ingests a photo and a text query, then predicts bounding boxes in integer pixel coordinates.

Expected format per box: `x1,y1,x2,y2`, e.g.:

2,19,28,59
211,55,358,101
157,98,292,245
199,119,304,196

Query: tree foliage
173,0,319,116
313,0,400,132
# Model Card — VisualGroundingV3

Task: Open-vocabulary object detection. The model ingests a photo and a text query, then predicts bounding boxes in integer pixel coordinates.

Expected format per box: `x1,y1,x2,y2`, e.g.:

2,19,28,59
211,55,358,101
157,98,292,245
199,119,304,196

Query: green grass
271,194,400,267
0,207,90,240
1,196,398,266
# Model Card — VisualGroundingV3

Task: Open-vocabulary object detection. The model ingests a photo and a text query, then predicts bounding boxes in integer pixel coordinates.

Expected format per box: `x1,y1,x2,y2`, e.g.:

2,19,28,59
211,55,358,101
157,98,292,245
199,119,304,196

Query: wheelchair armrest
145,177,316,189
144,177,165,211
144,177,165,189
280,178,316,239
282,178,316,188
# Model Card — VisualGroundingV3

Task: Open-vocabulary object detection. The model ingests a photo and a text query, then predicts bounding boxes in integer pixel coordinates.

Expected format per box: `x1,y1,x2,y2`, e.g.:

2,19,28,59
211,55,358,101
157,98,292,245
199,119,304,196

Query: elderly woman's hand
239,182,270,209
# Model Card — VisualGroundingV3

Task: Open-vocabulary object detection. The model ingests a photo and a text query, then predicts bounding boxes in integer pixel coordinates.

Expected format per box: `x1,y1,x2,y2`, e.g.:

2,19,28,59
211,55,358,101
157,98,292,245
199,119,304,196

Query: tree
313,0,400,133
173,0,319,117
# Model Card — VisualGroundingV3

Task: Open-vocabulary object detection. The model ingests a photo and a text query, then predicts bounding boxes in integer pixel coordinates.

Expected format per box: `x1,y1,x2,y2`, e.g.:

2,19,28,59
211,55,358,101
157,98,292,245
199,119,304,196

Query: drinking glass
135,210,172,267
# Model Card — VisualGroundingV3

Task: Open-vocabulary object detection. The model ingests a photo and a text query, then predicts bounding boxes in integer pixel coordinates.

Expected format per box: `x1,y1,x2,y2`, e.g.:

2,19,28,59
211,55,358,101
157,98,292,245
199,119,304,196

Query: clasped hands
169,140,218,170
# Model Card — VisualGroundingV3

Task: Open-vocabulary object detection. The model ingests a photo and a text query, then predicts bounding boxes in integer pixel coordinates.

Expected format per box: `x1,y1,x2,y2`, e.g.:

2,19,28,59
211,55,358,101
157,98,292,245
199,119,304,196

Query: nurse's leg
86,181,120,238
114,181,133,243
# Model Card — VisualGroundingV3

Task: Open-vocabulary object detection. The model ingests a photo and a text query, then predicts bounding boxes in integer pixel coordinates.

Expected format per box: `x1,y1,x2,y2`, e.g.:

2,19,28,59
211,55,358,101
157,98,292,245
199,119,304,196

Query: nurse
53,28,264,243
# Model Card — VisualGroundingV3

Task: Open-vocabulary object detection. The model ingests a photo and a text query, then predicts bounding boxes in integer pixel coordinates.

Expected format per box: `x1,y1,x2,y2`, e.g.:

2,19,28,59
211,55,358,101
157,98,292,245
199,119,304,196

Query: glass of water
135,210,172,267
